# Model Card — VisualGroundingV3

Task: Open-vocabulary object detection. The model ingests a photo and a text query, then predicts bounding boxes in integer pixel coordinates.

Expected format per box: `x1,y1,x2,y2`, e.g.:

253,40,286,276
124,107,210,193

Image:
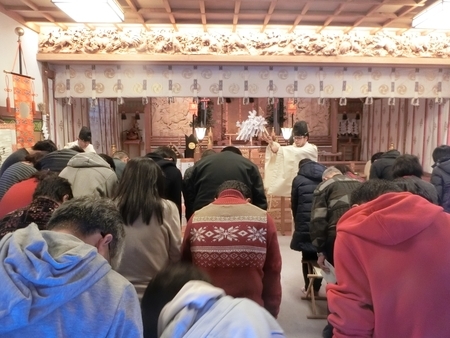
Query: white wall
0,12,42,106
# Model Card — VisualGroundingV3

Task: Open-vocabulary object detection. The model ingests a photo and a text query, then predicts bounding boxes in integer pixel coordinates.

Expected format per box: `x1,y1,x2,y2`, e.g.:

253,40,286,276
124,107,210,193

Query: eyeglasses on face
293,136,306,140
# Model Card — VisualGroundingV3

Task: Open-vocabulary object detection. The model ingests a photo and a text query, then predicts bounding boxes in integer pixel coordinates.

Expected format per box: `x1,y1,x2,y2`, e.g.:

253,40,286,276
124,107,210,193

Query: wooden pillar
330,99,338,153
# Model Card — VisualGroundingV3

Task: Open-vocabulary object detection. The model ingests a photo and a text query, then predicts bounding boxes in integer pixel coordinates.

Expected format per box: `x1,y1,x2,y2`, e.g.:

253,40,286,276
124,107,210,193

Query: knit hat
293,121,309,137
79,126,92,142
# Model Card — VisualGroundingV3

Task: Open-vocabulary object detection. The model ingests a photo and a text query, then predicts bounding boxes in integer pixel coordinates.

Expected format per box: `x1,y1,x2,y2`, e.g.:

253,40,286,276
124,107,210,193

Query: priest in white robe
263,121,318,197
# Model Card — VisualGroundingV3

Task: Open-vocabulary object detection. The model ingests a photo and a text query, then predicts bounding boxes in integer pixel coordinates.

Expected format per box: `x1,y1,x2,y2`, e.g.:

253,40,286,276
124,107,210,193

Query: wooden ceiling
0,0,442,34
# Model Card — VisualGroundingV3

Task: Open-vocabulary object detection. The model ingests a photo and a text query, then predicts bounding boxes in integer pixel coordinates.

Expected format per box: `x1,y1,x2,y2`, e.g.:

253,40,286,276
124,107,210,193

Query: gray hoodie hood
66,152,111,169
158,281,285,338
0,224,110,334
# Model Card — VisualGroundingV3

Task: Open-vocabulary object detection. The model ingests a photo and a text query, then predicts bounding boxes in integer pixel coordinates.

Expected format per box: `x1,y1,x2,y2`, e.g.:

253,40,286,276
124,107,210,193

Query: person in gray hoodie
59,152,118,198
142,263,284,338
0,196,143,337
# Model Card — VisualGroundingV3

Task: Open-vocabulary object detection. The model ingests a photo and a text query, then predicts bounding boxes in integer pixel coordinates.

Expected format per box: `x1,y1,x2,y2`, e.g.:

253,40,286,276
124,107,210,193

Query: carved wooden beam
36,53,450,67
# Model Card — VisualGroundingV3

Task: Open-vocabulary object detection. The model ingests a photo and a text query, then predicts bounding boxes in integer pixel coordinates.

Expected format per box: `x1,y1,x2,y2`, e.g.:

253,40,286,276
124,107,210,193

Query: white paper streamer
39,103,49,139
236,110,267,141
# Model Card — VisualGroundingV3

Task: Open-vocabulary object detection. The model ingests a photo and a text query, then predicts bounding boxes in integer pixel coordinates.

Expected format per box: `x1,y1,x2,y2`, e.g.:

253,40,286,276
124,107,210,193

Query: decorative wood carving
39,29,450,59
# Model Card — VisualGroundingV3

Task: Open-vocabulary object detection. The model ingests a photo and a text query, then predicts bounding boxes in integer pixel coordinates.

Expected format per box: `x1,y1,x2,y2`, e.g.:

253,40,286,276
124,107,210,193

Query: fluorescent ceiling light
52,0,124,23
412,0,450,29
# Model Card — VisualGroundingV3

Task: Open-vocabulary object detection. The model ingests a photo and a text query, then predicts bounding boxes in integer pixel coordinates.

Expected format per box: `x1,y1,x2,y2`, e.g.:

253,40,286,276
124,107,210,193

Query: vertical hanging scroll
268,66,274,105
166,65,173,104
436,68,443,105
339,67,347,106
91,65,97,107
117,65,124,105
365,67,373,105
243,66,249,105
318,67,325,105
12,73,34,147
388,67,396,106
411,68,420,106
293,66,299,104
192,65,198,103
217,66,224,105
65,65,72,105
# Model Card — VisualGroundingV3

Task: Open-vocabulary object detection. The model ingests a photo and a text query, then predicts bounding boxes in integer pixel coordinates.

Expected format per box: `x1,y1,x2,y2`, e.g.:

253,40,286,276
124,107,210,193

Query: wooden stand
123,139,142,158
338,137,361,161
280,197,287,235
301,260,328,319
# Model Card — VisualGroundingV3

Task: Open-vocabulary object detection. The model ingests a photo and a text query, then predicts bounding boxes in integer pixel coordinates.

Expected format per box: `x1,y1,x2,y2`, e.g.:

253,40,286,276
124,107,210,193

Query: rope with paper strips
236,109,268,141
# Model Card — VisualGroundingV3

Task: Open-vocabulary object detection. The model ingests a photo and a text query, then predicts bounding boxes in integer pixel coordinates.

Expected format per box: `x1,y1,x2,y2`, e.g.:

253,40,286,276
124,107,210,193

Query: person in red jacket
328,179,450,338
181,179,282,318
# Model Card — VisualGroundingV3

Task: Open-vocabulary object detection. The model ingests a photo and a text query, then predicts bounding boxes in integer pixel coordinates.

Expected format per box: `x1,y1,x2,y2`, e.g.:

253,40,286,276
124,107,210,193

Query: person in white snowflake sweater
181,180,282,318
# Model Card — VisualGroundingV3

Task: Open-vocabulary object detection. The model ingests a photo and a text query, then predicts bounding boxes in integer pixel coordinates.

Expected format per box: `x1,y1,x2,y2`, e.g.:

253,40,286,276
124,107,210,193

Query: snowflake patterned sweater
181,189,282,317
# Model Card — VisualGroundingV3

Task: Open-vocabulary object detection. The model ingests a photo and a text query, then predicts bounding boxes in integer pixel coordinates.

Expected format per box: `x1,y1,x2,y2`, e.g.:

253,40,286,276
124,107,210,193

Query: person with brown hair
146,146,183,219
114,157,181,299
0,175,73,240
0,151,47,201
0,170,59,218
0,140,57,178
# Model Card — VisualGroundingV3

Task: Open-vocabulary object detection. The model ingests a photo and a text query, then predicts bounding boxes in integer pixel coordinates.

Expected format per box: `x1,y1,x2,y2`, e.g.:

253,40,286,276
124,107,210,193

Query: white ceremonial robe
264,141,318,197
64,140,96,153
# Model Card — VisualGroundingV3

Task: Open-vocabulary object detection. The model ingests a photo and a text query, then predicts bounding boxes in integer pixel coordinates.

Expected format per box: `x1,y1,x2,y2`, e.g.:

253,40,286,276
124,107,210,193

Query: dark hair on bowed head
113,157,165,225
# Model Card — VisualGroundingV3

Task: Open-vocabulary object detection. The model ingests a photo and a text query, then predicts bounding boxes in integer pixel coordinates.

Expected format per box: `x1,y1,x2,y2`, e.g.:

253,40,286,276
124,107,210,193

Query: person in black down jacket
431,145,450,212
291,158,326,294
392,154,438,204
146,147,182,220
185,146,267,217
369,148,401,180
